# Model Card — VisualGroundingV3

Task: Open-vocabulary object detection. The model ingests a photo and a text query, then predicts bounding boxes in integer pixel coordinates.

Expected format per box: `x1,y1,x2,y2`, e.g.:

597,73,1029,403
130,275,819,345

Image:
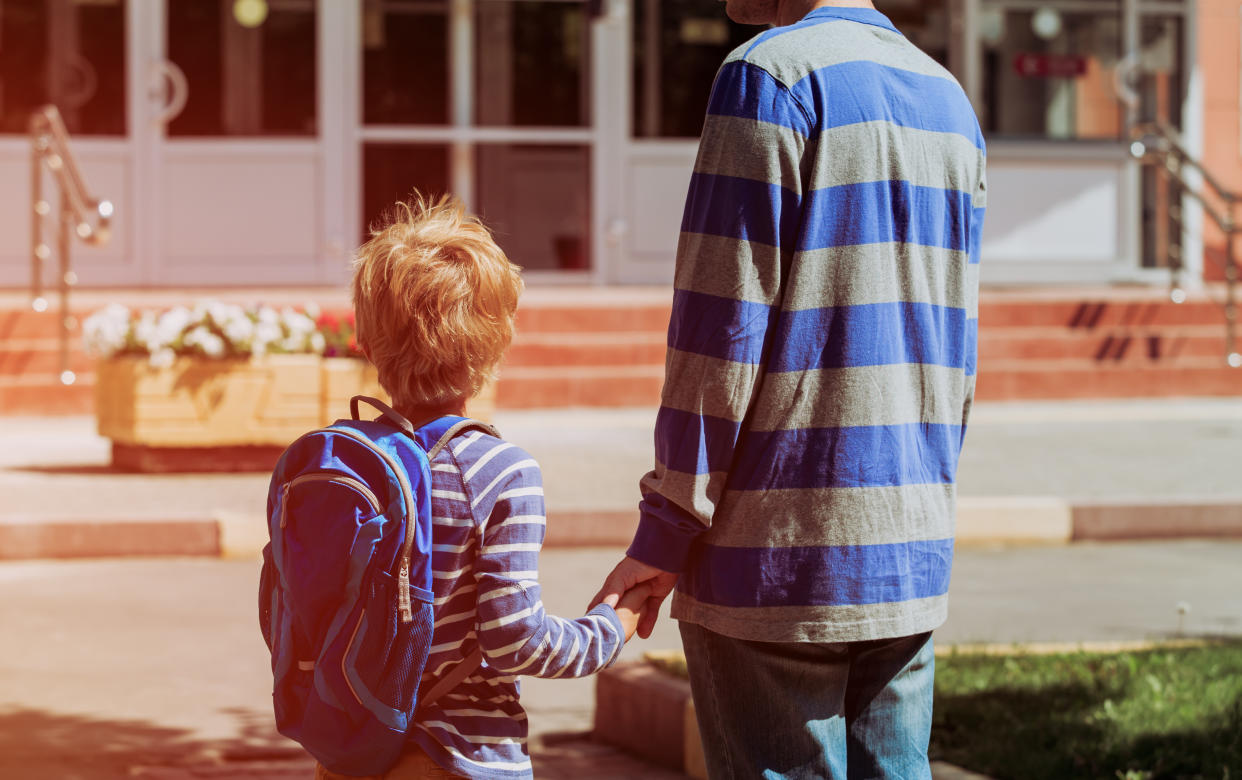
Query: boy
320,194,650,779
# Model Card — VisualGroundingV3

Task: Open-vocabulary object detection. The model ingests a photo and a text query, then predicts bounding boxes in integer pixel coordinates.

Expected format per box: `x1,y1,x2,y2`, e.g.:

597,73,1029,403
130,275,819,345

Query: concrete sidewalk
2,543,1238,778
2,397,1242,559
2,397,1240,778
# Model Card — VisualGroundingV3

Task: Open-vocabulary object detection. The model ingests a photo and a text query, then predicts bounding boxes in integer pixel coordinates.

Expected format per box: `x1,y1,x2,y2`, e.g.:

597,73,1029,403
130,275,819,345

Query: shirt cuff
588,603,625,648
626,510,700,574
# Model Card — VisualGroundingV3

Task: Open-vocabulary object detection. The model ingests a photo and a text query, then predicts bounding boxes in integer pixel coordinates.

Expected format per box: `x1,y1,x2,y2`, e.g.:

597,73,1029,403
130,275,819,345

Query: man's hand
613,583,652,642
590,556,679,639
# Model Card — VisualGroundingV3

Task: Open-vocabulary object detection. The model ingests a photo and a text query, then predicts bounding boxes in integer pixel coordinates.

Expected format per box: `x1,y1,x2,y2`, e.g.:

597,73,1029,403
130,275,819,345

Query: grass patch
932,640,1242,779
644,640,1242,779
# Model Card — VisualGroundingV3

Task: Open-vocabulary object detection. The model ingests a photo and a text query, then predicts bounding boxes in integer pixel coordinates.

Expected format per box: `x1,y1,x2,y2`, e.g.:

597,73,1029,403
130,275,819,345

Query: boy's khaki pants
314,745,465,780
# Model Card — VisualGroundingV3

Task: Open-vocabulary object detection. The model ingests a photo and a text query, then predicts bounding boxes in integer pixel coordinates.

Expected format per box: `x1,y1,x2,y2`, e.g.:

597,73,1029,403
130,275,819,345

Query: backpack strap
420,649,484,711
426,418,499,460
350,396,499,456
351,395,416,436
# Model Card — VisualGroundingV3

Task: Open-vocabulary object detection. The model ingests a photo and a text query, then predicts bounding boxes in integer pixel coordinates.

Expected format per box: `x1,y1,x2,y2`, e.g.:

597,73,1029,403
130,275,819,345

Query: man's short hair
352,193,523,409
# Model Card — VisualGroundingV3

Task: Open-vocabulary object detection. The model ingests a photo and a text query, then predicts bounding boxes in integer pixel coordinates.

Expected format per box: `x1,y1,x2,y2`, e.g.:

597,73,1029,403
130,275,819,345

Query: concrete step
0,339,96,376
504,332,667,368
978,294,1226,329
977,326,1230,363
516,304,671,334
2,289,1240,415
976,360,1242,400
496,365,665,408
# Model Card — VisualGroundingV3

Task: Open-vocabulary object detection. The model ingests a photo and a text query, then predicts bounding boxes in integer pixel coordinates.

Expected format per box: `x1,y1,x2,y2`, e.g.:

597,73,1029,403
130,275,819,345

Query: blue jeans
679,623,935,780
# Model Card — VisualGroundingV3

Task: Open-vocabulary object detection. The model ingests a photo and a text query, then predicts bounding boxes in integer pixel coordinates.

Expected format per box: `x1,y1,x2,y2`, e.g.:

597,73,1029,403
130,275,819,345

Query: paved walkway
2,397,1241,777
2,542,1238,779
4,397,1242,525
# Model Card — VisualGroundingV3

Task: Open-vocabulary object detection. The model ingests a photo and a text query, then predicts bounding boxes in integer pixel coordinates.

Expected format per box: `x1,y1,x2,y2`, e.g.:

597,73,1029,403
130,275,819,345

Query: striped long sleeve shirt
628,7,986,644
409,428,625,779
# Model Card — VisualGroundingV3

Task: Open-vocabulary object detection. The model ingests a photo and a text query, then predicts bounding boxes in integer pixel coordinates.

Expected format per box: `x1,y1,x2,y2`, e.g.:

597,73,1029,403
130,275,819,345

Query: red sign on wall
1013,52,1090,79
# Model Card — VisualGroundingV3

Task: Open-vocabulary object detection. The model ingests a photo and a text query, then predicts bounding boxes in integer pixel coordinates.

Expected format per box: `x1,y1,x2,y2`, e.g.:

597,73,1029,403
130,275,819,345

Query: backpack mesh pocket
356,569,434,714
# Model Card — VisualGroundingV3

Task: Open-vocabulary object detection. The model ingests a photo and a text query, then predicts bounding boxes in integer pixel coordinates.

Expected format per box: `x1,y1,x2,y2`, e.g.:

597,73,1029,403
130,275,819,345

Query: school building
3,0,1240,413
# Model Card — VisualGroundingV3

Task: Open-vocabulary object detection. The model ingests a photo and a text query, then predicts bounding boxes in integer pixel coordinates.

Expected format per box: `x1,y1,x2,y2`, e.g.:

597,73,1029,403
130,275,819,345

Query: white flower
200,332,226,358
223,315,254,346
85,298,331,362
82,303,131,357
182,325,220,357
281,307,316,336
254,321,282,353
205,301,234,327
156,308,192,345
134,311,159,345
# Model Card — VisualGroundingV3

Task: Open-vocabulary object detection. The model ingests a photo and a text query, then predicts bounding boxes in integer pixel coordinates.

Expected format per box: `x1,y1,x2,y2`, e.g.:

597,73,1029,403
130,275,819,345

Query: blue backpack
259,396,490,775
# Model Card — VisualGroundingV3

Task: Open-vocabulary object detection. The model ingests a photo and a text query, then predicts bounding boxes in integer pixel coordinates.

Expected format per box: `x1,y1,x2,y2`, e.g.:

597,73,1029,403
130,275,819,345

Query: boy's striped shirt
629,7,986,643
410,431,624,779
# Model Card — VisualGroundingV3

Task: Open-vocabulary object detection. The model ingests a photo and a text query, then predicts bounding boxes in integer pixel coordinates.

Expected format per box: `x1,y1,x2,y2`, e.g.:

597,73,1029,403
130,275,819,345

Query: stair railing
29,104,114,385
1128,118,1241,368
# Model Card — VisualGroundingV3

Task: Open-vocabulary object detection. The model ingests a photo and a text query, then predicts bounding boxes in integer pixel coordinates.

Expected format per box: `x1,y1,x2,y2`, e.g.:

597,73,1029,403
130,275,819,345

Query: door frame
346,0,612,284
129,0,338,286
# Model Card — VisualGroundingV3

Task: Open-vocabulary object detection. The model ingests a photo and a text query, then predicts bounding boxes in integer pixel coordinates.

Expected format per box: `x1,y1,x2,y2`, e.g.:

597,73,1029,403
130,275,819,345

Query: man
591,1,986,777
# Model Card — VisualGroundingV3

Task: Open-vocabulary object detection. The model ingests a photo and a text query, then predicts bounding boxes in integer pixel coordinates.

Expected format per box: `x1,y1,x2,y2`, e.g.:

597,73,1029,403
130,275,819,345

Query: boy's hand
590,557,679,639
612,583,653,642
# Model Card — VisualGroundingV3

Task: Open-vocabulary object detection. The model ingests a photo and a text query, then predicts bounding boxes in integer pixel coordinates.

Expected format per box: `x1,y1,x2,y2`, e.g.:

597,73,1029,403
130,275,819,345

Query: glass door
0,0,133,286
140,0,332,285
359,0,596,276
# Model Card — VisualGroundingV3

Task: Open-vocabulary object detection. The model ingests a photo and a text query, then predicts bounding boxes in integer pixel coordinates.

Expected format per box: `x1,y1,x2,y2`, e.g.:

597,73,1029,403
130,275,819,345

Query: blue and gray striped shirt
628,7,986,643
410,430,624,778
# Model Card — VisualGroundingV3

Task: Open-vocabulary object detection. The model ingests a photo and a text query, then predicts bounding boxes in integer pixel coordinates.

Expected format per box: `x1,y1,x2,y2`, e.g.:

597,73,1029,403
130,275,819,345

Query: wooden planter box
96,355,492,472
320,356,388,423
97,355,376,472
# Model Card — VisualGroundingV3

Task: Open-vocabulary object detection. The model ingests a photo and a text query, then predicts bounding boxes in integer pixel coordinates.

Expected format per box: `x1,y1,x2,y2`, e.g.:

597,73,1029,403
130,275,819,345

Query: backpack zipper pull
279,484,292,529
398,562,413,623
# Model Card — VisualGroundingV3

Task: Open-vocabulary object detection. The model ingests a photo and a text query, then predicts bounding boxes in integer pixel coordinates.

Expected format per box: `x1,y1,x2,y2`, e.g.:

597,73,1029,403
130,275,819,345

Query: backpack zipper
309,426,420,623
279,474,382,529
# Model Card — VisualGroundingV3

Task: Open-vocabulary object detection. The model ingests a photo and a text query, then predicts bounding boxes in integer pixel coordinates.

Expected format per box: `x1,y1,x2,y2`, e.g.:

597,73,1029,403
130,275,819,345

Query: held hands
590,556,679,640
612,583,652,642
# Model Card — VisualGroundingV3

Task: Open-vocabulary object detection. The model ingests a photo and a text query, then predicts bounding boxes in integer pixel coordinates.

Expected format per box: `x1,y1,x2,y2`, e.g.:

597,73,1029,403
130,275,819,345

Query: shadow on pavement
0,706,306,779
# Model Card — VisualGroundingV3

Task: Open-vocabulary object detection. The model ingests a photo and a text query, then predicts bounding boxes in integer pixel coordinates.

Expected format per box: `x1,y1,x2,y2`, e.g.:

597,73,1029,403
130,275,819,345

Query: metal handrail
29,105,114,385
1129,118,1241,367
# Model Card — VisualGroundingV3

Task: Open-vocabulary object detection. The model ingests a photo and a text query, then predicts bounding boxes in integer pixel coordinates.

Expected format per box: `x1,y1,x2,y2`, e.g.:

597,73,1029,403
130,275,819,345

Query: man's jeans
679,623,935,780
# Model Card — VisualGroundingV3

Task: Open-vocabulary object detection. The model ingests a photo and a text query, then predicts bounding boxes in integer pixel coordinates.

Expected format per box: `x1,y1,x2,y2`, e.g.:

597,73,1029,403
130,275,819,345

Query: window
0,0,127,135
980,5,1124,140
362,144,451,233
476,0,590,127
476,144,590,270
632,0,755,138
363,0,450,126
168,0,317,136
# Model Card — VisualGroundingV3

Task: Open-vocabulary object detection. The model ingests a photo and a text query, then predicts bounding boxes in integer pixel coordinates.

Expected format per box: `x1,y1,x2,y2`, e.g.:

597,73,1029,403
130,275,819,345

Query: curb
0,515,220,560
592,661,993,780
2,499,1241,561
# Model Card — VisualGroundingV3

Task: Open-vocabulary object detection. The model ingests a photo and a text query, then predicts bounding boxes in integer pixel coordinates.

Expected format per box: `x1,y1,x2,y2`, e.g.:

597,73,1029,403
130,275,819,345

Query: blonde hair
352,193,523,409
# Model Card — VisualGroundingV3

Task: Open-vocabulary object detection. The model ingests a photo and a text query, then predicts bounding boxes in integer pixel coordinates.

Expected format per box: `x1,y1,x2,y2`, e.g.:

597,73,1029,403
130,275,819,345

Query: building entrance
0,0,1203,290
1,0,337,287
